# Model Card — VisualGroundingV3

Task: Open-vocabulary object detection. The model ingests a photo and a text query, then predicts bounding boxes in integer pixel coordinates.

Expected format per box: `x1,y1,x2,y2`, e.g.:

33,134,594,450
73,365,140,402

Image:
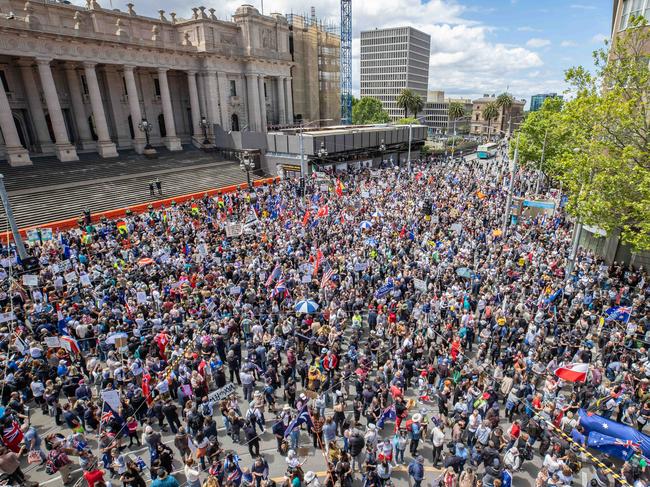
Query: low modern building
470,95,526,137
360,26,431,121
530,93,560,112
422,90,472,135
286,11,340,127
264,124,427,177
0,1,298,166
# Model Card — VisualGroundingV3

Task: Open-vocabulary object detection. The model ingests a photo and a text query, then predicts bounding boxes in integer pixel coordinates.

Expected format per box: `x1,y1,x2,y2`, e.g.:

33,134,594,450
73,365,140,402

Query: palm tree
482,102,499,140
396,89,414,118
396,89,424,118
496,92,514,134
448,101,466,133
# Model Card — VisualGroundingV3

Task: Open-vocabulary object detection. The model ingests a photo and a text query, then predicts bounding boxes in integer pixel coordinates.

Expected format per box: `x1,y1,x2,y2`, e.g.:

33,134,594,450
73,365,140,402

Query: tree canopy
396,89,424,118
351,97,390,125
512,15,650,250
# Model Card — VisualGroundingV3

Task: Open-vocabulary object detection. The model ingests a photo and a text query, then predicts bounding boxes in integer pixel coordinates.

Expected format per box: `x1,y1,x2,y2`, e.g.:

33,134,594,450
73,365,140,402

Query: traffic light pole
0,174,28,260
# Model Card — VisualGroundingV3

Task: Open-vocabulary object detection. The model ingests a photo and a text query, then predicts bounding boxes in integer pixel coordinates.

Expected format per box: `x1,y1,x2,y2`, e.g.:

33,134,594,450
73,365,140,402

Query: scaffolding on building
340,0,352,124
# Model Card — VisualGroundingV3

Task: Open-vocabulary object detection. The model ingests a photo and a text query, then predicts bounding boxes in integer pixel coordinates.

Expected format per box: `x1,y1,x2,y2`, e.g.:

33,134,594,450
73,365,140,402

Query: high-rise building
530,93,560,112
287,12,341,127
360,26,431,120
422,91,472,134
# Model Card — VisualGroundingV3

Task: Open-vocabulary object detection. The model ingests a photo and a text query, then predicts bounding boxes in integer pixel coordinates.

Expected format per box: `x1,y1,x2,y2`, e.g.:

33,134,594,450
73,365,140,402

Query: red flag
314,250,324,275
142,373,154,406
317,205,329,218
554,363,589,383
335,179,344,197
301,210,311,227
415,171,423,182
399,226,407,239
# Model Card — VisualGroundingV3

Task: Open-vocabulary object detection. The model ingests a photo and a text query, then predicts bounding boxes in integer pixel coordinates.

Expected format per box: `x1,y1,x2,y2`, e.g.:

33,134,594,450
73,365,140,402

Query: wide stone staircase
0,146,265,229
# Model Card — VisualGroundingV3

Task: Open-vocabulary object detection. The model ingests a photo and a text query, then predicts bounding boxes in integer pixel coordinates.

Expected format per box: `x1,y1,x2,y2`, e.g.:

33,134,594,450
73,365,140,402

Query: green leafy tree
512,15,650,250
496,92,514,133
396,117,418,125
396,89,424,118
352,97,390,124
482,102,499,139
448,101,466,134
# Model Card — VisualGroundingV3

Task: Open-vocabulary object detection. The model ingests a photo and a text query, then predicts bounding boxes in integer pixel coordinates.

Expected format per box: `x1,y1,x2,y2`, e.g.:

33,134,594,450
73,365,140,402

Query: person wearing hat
304,470,320,487
407,455,425,487
408,413,423,456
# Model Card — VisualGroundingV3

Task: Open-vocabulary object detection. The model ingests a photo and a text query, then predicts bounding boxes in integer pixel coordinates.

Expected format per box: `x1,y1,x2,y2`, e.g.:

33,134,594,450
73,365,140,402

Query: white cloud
560,40,578,47
526,38,551,48
71,0,557,102
517,26,542,32
591,33,609,44
570,4,597,9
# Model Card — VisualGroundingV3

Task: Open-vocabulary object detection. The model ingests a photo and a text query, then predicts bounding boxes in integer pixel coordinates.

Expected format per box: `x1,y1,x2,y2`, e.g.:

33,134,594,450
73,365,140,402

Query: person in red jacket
322,349,338,378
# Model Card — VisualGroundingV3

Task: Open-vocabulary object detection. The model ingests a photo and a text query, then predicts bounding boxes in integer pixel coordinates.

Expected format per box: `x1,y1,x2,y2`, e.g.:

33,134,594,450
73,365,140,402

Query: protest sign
22,275,38,287
226,223,243,238
414,278,427,292
101,390,121,412
207,383,236,402
44,336,61,348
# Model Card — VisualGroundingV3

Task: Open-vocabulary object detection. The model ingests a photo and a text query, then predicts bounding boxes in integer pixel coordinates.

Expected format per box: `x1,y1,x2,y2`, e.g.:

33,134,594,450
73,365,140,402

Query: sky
81,0,613,106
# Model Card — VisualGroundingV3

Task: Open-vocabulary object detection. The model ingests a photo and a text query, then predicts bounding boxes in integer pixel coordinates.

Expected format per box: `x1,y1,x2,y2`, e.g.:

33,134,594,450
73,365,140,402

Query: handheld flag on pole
587,432,638,461
377,405,397,429
335,179,344,197
554,363,589,383
284,405,314,437
117,221,128,235
265,265,282,288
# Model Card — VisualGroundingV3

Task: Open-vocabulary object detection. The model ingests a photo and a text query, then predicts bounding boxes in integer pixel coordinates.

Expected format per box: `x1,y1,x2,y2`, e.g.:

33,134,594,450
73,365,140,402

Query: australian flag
587,431,638,461
579,409,650,458
605,306,632,322
284,405,314,437
265,265,282,287
271,276,290,300
101,401,124,429
377,405,397,429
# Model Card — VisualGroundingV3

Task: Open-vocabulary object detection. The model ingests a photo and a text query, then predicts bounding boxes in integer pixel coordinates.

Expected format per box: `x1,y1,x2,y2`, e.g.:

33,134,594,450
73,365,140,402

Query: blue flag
587,431,637,461
284,405,314,437
578,409,650,458
605,306,631,322
544,288,563,305
374,278,394,298
377,405,396,429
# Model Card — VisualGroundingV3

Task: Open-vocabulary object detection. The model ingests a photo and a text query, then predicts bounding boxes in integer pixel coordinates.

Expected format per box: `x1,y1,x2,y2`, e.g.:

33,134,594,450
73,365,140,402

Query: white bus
477,143,498,159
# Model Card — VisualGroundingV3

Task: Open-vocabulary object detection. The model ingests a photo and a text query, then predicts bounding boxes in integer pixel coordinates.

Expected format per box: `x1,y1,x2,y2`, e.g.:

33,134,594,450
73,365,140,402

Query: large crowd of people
0,147,648,487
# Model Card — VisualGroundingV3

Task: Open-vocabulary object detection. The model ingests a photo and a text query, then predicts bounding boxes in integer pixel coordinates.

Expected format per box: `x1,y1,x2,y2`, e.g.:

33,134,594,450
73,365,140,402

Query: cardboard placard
22,274,38,287
80,274,92,287
101,390,121,412
229,286,241,295
136,292,147,304
225,223,243,238
354,262,368,272
44,336,61,348
301,275,312,283
0,312,16,324
414,278,427,292
64,271,77,283
207,383,237,402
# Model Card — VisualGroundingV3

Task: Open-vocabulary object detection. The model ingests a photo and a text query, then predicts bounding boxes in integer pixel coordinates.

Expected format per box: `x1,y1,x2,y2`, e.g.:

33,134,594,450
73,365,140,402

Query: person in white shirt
431,424,445,467
184,457,201,487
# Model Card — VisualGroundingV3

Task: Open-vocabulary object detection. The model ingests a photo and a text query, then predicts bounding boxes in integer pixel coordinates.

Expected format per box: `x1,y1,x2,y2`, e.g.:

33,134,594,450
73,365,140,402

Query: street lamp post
138,118,153,150
535,128,548,195
199,117,210,145
501,131,520,235
298,118,333,179
407,115,428,173
239,150,253,189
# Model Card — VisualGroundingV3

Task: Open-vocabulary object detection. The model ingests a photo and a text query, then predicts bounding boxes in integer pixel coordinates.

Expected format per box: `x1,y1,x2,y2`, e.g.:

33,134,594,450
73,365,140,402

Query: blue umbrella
295,299,319,314
360,220,373,230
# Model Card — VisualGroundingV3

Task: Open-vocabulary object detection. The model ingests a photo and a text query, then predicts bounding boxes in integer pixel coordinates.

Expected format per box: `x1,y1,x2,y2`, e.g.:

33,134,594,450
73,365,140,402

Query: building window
80,74,89,95
153,78,161,96
0,71,8,92
620,0,648,30
230,80,237,97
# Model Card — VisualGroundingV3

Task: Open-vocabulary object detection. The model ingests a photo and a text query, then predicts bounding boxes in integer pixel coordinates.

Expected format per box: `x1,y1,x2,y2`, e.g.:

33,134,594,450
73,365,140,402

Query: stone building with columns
0,0,295,166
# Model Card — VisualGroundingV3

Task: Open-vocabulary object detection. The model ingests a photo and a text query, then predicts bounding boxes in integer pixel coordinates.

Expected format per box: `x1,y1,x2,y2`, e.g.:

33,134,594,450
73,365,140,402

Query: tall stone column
123,65,146,153
64,63,94,150
217,72,231,132
18,60,54,153
276,76,286,125
157,68,182,151
103,67,131,149
196,73,208,124
82,62,118,158
258,75,267,132
203,70,220,140
246,74,260,132
285,77,294,125
35,58,79,162
187,71,201,140
0,84,31,166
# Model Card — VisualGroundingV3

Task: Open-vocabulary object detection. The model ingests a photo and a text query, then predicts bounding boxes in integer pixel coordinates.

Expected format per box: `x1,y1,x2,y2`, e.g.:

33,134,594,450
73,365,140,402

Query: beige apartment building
470,95,526,137
0,1,296,166
287,12,340,127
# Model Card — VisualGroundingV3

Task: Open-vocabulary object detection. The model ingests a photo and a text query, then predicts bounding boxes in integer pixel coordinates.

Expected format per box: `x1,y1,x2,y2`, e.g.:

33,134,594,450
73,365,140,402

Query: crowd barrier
1,176,280,241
